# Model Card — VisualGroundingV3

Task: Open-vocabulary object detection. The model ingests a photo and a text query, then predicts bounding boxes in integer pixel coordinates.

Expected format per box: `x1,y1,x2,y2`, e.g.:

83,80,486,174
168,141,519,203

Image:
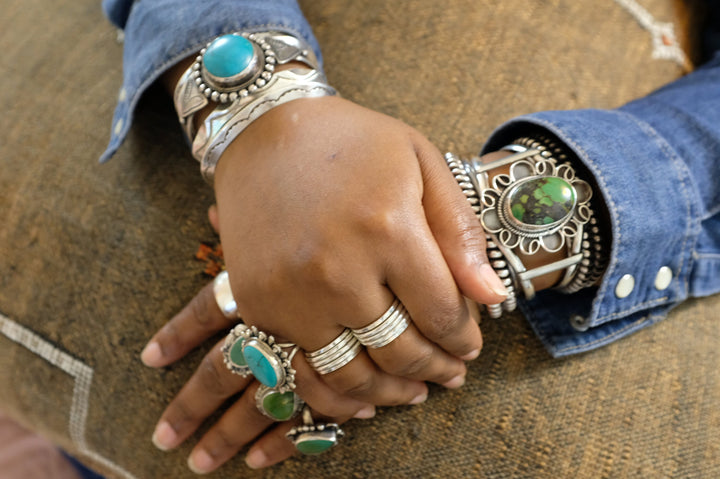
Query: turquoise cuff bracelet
173,31,337,183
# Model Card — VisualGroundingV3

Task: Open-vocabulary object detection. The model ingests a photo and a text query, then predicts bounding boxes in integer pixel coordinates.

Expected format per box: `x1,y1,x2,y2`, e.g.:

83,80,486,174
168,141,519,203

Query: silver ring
255,384,304,422
305,329,362,375
351,298,410,348
286,406,344,455
213,271,238,318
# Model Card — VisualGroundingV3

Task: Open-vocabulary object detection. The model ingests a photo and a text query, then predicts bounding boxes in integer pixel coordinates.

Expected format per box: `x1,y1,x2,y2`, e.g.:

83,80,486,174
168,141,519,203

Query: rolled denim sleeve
482,51,720,357
100,0,322,162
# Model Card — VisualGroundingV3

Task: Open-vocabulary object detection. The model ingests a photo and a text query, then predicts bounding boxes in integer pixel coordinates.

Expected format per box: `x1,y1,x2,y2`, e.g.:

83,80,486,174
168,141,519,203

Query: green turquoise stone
262,391,297,421
243,343,279,388
509,177,575,226
296,438,335,455
229,338,246,366
203,35,254,78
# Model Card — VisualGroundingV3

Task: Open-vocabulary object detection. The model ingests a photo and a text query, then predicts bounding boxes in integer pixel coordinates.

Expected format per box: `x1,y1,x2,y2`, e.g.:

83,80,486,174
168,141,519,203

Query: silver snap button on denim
615,274,635,299
654,266,672,291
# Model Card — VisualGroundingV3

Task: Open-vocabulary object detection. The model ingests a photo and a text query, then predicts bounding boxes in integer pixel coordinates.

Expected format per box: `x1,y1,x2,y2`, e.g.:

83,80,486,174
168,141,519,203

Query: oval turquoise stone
203,35,254,78
243,343,279,388
508,177,576,226
296,438,335,455
229,338,246,366
262,391,297,421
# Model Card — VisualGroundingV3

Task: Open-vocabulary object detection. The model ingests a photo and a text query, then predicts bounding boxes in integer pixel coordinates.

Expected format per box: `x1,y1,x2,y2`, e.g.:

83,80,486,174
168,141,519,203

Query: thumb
208,204,220,234
415,137,508,306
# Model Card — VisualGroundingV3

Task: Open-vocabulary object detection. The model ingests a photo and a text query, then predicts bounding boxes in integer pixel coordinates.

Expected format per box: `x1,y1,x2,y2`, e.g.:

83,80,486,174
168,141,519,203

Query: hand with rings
212,97,507,407
142,270,371,472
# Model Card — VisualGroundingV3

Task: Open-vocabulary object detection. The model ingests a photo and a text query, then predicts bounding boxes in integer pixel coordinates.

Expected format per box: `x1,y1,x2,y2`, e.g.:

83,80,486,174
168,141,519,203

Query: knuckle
423,299,464,341
388,346,434,378
212,426,243,451
189,291,213,328
197,354,229,396
326,372,375,399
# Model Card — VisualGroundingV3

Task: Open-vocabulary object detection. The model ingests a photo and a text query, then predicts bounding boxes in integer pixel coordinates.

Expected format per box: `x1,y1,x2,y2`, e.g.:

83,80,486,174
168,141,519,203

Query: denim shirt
102,0,720,357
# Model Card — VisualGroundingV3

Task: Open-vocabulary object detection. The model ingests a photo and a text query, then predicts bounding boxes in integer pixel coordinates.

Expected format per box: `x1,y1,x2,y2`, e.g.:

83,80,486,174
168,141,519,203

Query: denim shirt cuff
481,109,701,357
101,0,322,163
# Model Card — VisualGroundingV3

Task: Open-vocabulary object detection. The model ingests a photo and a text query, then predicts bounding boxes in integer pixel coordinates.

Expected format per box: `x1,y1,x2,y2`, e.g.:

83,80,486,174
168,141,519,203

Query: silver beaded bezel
192,33,277,103
221,323,252,377
235,325,297,392
480,158,593,255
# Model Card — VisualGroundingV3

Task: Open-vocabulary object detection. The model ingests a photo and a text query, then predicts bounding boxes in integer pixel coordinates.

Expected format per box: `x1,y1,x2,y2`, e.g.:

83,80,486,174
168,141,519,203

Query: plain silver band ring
352,298,410,348
213,271,238,318
305,329,362,375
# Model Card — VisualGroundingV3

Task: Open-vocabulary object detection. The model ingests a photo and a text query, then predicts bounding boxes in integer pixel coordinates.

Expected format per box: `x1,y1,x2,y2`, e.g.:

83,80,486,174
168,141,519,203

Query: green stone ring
255,385,304,422
286,407,344,455
221,324,252,377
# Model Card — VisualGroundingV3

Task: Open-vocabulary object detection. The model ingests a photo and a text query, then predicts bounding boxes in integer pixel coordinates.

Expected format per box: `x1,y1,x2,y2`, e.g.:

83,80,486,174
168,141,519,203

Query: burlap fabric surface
1,0,718,477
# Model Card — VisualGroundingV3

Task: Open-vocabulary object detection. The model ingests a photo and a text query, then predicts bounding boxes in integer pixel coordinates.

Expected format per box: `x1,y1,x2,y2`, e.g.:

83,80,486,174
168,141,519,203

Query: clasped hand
141,97,507,472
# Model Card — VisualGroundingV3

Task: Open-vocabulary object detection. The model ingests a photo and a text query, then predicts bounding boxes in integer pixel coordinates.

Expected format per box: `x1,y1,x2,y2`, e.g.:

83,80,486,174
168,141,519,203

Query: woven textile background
1,0,718,477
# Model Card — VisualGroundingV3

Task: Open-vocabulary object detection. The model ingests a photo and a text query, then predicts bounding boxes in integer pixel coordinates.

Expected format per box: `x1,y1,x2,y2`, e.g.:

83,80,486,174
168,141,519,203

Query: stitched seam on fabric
555,314,663,355
0,312,137,479
694,252,720,259
595,296,669,323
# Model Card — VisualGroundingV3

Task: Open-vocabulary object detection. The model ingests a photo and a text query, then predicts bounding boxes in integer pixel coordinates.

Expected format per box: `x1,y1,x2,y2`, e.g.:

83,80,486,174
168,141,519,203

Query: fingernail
353,405,376,419
245,448,268,469
152,421,177,451
188,448,214,474
141,341,163,367
410,392,428,405
442,374,466,389
461,348,480,361
479,263,508,298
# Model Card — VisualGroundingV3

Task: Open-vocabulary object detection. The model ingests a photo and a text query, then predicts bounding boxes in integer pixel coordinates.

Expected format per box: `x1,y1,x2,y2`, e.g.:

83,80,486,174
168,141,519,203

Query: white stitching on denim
555,313,664,355
0,313,137,479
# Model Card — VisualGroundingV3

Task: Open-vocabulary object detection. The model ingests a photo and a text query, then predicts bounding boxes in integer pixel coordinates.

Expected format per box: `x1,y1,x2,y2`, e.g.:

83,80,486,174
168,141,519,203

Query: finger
151,338,253,451
187,382,274,474
208,204,220,234
141,281,234,368
384,214,483,360
320,349,429,406
291,356,376,419
245,413,352,469
363,320,468,388
414,134,509,305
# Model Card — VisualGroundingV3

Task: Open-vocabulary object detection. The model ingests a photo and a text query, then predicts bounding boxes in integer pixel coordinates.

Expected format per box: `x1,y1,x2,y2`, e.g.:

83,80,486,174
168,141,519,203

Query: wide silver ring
305,329,362,375
351,298,410,348
213,270,238,318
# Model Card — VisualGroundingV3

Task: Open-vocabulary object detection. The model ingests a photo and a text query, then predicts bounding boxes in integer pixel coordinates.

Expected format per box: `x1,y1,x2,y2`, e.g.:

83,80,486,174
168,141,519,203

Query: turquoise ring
286,407,344,455
255,385,304,422
221,323,252,377
222,325,298,392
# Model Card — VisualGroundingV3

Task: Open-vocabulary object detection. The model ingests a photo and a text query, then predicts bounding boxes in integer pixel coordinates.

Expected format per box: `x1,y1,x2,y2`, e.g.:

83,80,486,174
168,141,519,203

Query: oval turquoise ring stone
508,177,576,226
203,34,255,78
263,391,298,421
229,338,246,367
296,438,336,455
243,340,281,388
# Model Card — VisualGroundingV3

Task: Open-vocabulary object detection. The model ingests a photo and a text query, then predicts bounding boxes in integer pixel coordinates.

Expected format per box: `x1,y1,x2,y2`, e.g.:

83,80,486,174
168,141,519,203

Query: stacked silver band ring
305,329,362,375
352,298,410,348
